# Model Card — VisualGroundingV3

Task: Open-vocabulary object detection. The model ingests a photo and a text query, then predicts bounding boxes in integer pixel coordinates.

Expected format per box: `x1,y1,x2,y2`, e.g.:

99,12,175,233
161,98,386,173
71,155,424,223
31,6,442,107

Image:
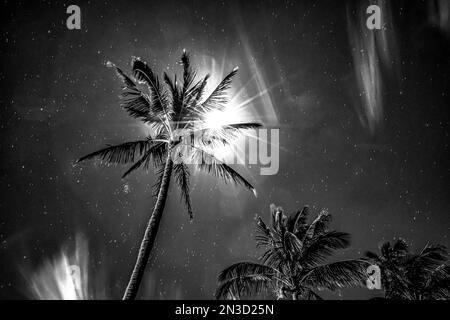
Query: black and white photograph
0,0,449,313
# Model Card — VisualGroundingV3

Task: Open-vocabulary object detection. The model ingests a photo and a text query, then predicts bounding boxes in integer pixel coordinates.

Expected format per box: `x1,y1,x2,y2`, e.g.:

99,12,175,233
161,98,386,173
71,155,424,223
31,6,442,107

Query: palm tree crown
216,204,368,300
78,50,260,219
365,239,450,300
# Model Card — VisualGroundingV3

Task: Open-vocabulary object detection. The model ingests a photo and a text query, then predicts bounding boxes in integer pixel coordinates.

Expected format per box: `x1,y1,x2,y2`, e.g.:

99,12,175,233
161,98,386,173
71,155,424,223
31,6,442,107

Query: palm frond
405,244,448,280
420,244,448,261
199,162,254,193
270,204,282,230
424,264,450,299
174,74,210,130
254,216,273,248
173,163,193,220
164,72,184,118
119,141,166,178
190,146,255,194
149,141,169,168
283,206,310,241
181,50,196,96
131,57,170,119
293,206,309,235
121,150,152,179
303,210,331,241
207,122,262,144
119,134,168,179
300,259,367,291
261,246,286,270
201,67,238,112
221,122,263,130
77,139,151,165
269,205,286,233
283,231,303,261
300,231,351,268
106,61,154,123
216,262,276,299
163,72,178,97
190,74,209,105
285,207,306,233
181,74,210,114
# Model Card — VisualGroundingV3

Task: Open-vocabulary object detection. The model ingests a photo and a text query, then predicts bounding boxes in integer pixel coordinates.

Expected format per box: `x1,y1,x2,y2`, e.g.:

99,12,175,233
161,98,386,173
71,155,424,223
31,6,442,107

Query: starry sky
0,0,449,299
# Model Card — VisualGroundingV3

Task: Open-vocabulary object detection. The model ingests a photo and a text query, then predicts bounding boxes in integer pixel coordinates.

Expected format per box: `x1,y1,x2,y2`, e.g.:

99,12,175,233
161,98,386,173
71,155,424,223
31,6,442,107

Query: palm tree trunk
122,153,173,300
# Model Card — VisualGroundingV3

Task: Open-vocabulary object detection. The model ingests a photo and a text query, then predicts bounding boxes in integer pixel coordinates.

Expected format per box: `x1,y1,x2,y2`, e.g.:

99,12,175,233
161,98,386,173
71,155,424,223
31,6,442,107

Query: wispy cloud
428,0,450,36
347,0,399,134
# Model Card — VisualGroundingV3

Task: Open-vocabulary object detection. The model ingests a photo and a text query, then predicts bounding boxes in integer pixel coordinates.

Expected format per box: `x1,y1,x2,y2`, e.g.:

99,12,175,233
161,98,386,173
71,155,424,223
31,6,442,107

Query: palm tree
365,239,450,300
78,51,261,300
364,239,410,299
216,204,368,300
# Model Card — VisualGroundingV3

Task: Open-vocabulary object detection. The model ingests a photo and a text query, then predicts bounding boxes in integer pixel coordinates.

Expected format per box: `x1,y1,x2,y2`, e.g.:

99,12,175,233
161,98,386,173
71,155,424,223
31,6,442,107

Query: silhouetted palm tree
364,239,409,299
216,204,368,300
365,239,450,300
78,51,261,300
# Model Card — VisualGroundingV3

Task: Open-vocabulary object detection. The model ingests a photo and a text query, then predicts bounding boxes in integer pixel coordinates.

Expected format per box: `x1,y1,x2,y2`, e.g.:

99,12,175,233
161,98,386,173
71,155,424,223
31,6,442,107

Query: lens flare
204,109,235,130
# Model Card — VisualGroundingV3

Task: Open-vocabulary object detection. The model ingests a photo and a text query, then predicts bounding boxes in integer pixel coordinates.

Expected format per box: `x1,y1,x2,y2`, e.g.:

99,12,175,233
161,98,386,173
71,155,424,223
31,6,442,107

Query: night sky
0,0,449,299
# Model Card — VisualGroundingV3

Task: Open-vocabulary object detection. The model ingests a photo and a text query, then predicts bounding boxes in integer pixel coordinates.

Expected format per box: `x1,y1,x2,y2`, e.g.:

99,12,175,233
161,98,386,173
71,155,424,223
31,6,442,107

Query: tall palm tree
216,204,368,300
365,239,450,299
78,51,261,300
